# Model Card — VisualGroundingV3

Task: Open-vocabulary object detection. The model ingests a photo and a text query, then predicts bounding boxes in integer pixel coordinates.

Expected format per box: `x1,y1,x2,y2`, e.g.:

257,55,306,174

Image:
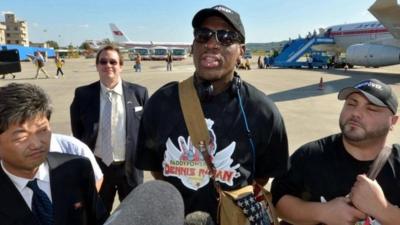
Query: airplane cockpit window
325,28,331,37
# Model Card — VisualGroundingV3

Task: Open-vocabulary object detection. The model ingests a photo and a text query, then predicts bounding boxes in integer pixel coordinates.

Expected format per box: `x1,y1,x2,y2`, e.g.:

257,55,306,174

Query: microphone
185,211,215,225
104,180,184,225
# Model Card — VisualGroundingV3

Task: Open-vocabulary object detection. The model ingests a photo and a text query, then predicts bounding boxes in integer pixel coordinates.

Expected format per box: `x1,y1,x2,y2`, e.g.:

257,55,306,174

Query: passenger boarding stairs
273,37,334,68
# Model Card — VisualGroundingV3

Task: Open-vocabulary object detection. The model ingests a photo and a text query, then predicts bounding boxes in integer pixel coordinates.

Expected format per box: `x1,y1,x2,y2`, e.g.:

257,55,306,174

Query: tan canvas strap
345,145,392,206
368,146,391,180
178,76,215,175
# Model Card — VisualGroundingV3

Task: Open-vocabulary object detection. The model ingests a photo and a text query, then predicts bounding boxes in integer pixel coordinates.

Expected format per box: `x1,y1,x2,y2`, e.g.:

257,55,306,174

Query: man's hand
320,197,366,225
151,171,164,180
350,174,388,218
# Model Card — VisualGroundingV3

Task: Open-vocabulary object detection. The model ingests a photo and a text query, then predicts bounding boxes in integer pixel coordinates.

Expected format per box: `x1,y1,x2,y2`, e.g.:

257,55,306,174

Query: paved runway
2,57,400,184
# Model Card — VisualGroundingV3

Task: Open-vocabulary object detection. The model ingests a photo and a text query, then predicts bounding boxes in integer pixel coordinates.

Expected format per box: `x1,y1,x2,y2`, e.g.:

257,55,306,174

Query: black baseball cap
338,79,398,114
192,5,245,43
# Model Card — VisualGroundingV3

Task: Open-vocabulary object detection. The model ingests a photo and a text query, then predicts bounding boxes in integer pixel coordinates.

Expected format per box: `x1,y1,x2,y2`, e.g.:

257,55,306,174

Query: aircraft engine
346,44,400,67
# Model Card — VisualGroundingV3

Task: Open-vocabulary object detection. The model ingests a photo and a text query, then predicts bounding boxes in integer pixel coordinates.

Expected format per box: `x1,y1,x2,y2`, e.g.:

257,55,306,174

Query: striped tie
101,91,114,166
27,179,54,225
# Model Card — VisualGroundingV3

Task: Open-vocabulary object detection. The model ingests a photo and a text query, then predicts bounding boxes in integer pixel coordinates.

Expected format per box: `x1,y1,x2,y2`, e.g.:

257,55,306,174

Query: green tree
79,42,92,50
46,40,59,49
102,38,112,45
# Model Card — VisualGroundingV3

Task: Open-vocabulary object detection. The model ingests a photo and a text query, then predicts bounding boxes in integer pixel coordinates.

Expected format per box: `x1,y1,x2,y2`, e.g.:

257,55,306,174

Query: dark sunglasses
194,27,243,46
99,59,119,65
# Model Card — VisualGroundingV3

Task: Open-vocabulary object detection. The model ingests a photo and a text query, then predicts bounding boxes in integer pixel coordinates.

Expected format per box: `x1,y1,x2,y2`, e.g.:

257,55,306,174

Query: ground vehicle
151,46,168,60
244,49,252,59
171,48,187,60
128,47,151,60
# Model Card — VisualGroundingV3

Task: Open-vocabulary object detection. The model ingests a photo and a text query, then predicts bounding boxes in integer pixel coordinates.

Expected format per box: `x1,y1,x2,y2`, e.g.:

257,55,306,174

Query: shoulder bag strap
178,76,216,176
367,146,392,180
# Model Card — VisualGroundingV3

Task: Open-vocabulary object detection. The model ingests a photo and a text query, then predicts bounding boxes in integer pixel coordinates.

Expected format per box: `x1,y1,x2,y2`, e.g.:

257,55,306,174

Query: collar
50,133,60,152
1,161,50,192
100,79,123,96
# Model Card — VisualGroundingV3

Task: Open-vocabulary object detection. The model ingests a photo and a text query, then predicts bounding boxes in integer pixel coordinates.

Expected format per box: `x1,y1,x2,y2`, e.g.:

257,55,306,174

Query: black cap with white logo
338,79,398,114
192,5,245,43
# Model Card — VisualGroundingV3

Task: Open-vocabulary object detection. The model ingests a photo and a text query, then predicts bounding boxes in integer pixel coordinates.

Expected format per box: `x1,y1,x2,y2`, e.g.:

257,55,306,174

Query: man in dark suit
70,45,148,214
0,83,106,225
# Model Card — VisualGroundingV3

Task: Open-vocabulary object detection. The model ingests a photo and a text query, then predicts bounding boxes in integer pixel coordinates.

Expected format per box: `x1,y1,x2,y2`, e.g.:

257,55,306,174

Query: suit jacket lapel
91,81,101,124
123,80,139,135
0,166,38,225
48,153,68,225
86,82,101,143
122,80,140,109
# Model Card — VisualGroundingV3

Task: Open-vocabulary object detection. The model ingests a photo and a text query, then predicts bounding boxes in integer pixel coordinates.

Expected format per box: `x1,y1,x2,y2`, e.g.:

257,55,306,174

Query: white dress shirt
95,80,127,162
1,161,52,209
50,133,103,181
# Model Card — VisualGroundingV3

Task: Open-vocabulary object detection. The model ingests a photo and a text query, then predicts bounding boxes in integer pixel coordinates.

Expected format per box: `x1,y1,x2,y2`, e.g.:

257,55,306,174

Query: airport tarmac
1,57,400,183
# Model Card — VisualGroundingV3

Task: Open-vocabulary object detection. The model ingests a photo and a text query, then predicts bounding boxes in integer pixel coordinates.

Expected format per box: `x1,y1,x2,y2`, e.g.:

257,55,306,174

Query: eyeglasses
99,59,119,65
194,28,243,46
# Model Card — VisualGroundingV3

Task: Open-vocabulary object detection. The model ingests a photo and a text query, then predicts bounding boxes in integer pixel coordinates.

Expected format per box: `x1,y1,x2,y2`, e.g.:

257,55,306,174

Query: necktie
27,179,54,225
101,91,114,166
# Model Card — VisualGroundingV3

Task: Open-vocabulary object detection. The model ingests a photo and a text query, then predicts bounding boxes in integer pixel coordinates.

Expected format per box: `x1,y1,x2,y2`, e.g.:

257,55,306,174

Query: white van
151,46,169,60
171,48,187,60
128,47,151,60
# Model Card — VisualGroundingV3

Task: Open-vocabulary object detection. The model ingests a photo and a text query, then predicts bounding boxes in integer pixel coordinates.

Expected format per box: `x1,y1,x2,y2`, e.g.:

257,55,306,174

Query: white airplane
84,40,104,50
313,0,400,67
109,23,192,49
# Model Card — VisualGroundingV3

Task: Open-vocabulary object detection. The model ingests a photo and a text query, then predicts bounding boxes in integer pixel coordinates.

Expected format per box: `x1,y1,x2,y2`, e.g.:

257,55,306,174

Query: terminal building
0,13,29,46
0,23,5,45
0,12,55,61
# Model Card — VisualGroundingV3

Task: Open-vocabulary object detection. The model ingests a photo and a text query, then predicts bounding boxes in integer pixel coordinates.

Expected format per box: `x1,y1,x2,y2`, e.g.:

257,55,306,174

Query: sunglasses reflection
99,59,119,65
194,27,242,46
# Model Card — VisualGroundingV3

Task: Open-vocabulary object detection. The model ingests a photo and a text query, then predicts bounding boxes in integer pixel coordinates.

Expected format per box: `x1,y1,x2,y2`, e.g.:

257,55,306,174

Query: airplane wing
369,0,400,39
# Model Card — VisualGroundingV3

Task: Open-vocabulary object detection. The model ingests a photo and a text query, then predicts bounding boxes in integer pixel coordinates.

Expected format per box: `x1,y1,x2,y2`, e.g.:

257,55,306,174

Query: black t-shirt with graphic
136,79,289,221
271,133,400,209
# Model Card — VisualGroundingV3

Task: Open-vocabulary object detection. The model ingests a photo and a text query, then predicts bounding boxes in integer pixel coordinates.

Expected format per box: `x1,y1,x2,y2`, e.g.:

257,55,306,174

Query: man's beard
339,118,390,142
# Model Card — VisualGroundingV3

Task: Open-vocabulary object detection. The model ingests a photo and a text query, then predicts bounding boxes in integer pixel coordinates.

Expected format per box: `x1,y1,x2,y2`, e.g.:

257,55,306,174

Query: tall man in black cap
272,79,400,225
135,4,289,224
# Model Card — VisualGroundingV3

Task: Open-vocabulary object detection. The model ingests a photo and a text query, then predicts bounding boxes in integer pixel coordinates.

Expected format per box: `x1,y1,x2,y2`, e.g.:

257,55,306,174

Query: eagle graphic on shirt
162,119,240,190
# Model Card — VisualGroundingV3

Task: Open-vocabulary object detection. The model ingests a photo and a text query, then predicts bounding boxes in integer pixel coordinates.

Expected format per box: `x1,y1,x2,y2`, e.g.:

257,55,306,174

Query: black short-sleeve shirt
136,79,289,221
271,134,400,209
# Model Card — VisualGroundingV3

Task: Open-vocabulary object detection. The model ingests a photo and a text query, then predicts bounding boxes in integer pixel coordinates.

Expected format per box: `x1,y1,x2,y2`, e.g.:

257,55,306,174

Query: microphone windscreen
185,211,215,225
104,180,184,225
